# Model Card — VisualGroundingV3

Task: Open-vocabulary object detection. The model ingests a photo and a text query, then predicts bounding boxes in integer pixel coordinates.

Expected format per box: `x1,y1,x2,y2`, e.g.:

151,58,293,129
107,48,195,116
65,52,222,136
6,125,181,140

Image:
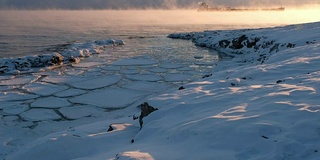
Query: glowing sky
0,0,320,9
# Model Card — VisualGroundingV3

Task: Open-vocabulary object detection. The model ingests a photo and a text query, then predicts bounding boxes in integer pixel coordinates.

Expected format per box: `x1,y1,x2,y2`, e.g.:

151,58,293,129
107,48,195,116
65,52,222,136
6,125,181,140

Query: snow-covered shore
1,22,320,160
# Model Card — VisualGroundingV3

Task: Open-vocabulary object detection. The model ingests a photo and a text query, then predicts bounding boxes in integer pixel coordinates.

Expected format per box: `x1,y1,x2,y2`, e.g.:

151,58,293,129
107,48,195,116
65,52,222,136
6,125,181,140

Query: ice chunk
31,97,71,109
0,75,38,86
23,82,68,96
120,69,139,75
0,92,39,101
58,105,98,120
3,105,29,115
70,75,121,90
148,68,168,73
42,75,90,85
1,102,21,109
20,109,61,121
69,88,145,109
126,74,162,82
54,88,87,98
159,63,184,69
101,66,121,71
112,58,157,66
72,62,105,68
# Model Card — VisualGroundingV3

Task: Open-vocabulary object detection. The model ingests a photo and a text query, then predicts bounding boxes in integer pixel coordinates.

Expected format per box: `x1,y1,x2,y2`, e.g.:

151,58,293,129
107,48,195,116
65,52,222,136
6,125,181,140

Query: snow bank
168,22,319,65
5,22,320,160
0,39,125,74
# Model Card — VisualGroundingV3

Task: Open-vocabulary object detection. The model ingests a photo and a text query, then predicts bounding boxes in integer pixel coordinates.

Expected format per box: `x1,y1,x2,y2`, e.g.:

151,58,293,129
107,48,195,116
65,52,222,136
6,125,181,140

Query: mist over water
0,9,319,58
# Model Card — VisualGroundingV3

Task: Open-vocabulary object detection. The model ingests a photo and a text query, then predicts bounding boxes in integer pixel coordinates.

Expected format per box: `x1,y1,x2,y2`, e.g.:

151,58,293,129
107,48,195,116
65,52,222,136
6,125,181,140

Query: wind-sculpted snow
0,39,125,74
168,22,320,65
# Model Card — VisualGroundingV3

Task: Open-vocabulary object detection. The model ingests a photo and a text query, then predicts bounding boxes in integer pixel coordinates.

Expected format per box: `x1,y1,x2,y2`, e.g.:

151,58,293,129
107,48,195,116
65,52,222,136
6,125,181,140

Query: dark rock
218,40,230,48
0,65,8,73
131,139,135,143
276,80,283,84
107,124,114,132
132,114,139,120
51,53,64,65
138,102,158,129
262,40,275,49
202,74,213,79
14,60,31,71
247,37,260,48
229,35,247,50
231,83,236,87
179,86,185,90
269,43,280,53
286,43,295,48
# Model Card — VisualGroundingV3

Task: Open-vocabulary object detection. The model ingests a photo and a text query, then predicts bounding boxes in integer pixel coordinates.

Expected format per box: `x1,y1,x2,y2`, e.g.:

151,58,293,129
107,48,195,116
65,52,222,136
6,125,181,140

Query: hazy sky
0,0,320,9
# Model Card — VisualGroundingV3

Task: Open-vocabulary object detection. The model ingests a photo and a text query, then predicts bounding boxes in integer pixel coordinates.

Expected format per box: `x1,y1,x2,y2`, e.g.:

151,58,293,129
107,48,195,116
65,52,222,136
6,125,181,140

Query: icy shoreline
1,22,320,160
0,39,125,74
169,22,319,65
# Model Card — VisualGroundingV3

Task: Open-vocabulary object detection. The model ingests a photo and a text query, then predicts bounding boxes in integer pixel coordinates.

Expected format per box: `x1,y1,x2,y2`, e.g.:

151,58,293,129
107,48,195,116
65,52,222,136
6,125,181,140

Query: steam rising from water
0,8,319,58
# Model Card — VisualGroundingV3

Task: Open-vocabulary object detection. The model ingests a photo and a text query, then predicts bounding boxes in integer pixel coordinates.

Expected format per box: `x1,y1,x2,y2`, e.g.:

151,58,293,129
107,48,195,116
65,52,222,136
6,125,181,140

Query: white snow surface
1,22,320,160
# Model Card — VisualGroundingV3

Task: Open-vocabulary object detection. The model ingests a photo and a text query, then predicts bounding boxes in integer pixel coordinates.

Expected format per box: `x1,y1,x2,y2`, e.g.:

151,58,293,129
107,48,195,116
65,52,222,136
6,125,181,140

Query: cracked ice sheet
69,75,122,90
112,57,157,66
42,75,90,85
72,62,105,68
54,88,87,98
0,75,38,86
159,63,185,69
0,92,39,101
126,74,162,82
69,88,146,109
3,105,29,115
58,105,99,120
20,109,61,121
23,82,69,96
31,97,71,109
0,102,23,109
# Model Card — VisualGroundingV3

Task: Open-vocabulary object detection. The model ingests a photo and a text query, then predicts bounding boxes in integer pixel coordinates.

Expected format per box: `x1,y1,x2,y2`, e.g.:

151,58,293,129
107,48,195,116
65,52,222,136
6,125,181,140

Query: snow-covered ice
1,22,320,160
162,73,194,82
69,88,146,109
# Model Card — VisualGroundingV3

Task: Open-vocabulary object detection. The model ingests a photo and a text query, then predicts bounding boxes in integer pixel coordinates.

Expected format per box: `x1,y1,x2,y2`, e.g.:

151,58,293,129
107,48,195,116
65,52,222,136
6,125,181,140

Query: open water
1,9,317,62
